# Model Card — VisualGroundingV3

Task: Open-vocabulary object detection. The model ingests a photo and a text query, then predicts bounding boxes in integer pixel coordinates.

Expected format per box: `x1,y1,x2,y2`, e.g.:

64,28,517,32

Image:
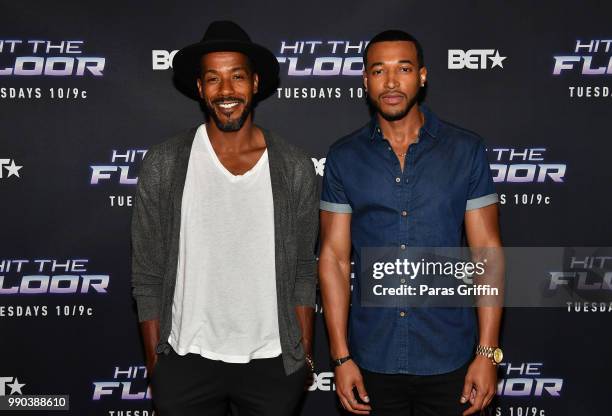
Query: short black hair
363,30,425,68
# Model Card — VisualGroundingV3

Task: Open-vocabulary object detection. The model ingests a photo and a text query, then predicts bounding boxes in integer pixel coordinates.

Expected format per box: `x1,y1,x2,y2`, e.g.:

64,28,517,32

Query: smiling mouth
216,101,241,110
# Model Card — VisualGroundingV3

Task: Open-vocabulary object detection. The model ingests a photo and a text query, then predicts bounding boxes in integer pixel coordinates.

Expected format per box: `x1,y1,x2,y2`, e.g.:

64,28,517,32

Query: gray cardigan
131,126,319,375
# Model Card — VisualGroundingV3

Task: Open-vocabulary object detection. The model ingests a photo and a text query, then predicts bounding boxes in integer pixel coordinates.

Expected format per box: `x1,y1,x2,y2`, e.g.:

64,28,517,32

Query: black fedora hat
172,21,279,101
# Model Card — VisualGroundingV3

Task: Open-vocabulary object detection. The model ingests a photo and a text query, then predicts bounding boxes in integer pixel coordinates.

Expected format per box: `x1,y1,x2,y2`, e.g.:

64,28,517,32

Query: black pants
360,361,472,416
150,349,307,416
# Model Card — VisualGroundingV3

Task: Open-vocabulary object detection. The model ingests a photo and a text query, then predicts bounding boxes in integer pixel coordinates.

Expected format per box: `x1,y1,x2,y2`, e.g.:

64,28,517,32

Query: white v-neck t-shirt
168,124,281,363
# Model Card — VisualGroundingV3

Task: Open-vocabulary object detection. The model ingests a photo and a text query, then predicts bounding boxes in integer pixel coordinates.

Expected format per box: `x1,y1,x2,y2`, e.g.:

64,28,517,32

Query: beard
369,93,419,122
205,96,252,132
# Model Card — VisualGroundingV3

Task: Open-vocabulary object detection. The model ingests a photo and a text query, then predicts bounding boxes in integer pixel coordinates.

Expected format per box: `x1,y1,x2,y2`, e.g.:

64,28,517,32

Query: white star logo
7,378,25,395
489,50,507,68
5,160,22,178
312,158,326,177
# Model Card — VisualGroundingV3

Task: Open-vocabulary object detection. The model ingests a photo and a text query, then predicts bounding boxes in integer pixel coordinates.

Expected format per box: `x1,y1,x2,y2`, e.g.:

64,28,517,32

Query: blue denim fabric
320,106,498,375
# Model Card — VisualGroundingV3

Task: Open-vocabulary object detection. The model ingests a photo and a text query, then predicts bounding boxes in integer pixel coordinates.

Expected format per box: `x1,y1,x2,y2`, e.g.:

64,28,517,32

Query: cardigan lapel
261,127,291,288
171,128,197,201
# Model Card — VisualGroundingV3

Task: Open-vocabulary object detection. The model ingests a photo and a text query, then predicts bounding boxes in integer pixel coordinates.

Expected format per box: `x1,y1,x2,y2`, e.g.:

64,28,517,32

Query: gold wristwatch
475,345,504,365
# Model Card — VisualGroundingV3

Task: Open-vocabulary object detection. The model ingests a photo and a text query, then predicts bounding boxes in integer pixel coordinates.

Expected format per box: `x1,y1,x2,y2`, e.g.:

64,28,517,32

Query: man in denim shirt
319,30,503,415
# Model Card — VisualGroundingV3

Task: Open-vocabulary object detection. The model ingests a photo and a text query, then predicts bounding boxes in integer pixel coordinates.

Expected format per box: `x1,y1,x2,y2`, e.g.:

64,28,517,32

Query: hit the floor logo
276,40,368,76
488,147,566,183
90,149,147,185
0,259,109,295
497,362,562,397
0,40,105,76
92,365,151,400
553,39,612,97
553,39,612,75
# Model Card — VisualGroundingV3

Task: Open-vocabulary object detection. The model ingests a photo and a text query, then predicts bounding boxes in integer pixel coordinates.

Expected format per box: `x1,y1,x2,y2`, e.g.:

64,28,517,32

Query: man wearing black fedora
131,21,318,415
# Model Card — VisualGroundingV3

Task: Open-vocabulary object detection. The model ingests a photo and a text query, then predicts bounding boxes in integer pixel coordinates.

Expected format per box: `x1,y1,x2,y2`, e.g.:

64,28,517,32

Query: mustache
379,91,407,99
212,96,245,105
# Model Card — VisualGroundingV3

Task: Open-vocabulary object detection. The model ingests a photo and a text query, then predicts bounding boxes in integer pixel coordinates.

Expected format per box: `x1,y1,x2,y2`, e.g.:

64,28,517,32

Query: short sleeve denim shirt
320,105,498,375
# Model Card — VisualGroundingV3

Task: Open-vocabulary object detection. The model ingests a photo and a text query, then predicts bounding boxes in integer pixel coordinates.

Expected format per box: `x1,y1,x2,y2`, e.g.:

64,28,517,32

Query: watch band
475,345,495,357
331,355,352,368
475,345,503,365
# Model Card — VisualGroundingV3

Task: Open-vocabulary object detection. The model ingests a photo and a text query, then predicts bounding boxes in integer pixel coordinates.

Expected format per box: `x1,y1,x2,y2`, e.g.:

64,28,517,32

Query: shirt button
395,177,401,183
401,210,408,217
400,244,406,250
399,311,406,317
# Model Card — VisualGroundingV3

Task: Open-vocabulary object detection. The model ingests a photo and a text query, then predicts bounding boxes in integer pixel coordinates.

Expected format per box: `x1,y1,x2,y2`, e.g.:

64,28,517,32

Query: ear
419,66,428,87
253,72,259,94
196,78,204,99
362,70,368,91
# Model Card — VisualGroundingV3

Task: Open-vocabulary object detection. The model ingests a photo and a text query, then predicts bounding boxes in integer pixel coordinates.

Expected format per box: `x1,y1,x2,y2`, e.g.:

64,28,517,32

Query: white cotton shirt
168,124,281,363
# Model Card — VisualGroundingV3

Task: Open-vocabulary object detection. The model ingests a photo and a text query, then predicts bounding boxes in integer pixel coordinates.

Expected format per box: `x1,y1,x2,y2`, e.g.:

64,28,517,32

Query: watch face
493,348,504,363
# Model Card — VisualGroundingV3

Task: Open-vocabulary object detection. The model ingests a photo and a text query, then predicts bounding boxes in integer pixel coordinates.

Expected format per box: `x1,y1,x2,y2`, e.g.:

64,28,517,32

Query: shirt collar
369,104,440,142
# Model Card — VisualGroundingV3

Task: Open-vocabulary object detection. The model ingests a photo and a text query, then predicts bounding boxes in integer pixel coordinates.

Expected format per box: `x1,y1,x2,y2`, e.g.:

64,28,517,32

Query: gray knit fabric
131,126,319,375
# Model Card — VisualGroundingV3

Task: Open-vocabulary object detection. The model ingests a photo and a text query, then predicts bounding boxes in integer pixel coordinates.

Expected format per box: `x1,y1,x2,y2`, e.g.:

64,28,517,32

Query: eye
372,68,383,75
233,74,245,80
206,76,219,83
400,67,412,73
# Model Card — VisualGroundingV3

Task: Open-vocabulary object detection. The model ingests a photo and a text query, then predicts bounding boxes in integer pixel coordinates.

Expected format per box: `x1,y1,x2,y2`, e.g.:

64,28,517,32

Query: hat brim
172,40,279,101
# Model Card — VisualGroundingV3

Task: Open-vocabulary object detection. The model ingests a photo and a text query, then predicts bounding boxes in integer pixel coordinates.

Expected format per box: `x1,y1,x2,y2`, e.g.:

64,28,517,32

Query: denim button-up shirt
320,106,498,375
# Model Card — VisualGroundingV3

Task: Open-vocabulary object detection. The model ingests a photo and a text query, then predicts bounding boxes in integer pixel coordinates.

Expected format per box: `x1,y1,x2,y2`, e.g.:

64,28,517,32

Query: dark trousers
150,349,307,416
360,361,472,416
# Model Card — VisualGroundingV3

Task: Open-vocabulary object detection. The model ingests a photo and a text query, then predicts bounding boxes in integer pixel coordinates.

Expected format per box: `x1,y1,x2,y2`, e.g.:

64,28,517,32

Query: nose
219,75,235,96
384,71,398,89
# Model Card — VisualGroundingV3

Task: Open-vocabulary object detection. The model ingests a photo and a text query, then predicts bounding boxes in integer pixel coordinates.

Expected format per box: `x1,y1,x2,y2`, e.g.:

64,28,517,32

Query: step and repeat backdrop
1,1,611,415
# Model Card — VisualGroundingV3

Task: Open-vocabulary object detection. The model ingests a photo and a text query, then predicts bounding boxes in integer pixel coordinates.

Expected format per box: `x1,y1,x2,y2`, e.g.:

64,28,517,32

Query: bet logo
0,377,26,396
448,49,506,69
0,158,22,179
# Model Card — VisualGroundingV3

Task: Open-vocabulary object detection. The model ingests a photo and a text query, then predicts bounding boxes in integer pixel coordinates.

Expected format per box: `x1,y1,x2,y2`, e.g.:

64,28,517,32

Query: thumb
460,376,472,404
355,378,370,403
